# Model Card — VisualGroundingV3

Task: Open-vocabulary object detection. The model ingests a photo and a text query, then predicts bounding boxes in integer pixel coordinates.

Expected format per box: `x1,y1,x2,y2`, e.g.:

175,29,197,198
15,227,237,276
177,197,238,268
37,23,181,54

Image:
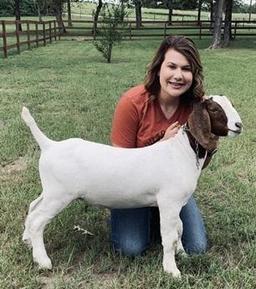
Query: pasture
0,38,255,288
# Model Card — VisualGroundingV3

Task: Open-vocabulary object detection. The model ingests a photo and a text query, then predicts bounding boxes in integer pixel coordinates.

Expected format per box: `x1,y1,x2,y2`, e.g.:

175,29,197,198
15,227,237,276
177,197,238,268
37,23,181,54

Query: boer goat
21,95,242,277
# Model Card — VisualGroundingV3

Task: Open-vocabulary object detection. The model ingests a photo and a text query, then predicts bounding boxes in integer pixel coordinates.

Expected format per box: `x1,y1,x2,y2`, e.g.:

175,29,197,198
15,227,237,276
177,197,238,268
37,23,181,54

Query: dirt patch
0,157,27,181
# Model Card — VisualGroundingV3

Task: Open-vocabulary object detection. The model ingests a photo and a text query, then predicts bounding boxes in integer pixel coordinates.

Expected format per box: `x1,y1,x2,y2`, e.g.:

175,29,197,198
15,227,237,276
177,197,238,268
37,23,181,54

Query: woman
110,36,207,256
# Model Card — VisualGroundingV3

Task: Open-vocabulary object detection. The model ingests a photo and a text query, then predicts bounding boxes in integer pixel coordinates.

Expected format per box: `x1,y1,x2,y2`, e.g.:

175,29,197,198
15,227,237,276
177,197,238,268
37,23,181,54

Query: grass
0,38,256,288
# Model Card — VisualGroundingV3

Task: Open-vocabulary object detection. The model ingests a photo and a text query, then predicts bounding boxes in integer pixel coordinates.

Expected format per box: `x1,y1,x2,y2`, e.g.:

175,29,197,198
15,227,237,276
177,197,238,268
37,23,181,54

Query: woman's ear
187,101,218,151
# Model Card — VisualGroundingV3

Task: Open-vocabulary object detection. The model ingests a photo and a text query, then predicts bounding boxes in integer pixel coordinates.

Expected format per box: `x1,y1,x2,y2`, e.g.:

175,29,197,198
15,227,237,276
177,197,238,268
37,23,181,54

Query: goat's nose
235,122,243,130
235,122,243,132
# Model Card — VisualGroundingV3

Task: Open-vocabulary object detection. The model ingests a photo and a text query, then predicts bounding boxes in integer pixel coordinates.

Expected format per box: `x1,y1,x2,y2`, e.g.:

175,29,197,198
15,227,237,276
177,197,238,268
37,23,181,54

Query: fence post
2,20,8,58
43,22,46,46
27,21,31,49
36,23,39,47
199,21,202,40
54,20,57,41
15,21,20,54
234,21,237,39
49,21,52,43
164,22,167,38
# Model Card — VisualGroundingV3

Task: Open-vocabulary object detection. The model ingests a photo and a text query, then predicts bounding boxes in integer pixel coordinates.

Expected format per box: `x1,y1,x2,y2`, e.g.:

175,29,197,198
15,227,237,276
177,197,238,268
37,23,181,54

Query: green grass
0,38,256,288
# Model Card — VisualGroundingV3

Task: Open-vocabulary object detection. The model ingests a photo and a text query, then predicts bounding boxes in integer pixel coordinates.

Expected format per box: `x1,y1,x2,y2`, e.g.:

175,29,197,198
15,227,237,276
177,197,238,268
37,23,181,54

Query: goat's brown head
187,95,242,152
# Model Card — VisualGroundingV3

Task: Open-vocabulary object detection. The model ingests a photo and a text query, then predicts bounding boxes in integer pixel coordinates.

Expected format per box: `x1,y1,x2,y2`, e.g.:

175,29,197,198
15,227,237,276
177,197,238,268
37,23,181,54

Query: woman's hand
161,121,181,141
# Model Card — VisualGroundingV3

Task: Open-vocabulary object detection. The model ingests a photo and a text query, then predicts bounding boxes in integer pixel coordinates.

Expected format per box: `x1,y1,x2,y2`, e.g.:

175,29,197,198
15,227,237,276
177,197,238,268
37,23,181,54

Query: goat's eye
208,106,217,112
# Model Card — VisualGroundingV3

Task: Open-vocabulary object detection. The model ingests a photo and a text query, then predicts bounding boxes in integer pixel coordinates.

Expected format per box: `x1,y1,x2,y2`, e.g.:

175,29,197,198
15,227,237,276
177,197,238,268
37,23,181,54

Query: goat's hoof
22,234,32,248
35,257,52,270
164,266,181,278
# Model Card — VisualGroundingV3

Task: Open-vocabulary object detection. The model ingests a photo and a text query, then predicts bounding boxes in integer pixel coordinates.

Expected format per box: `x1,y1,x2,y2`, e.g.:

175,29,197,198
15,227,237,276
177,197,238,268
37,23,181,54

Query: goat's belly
39,148,160,208
83,188,158,209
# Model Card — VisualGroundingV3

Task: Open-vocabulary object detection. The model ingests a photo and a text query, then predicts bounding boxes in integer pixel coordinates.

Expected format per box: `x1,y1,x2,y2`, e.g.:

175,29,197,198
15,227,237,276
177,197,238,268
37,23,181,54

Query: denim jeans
110,196,207,256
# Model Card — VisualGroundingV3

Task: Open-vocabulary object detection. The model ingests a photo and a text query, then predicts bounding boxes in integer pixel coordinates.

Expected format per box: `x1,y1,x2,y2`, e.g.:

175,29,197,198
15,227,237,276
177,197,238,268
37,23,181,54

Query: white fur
21,96,241,277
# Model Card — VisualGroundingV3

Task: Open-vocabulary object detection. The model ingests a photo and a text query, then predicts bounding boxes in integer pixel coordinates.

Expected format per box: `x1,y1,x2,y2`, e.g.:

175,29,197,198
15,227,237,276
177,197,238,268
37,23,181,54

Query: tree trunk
197,0,202,25
210,0,225,49
249,0,253,21
135,0,142,29
107,43,112,63
38,5,42,22
93,0,103,37
14,0,22,31
52,1,66,34
67,0,72,27
210,0,215,31
223,0,233,47
167,0,173,25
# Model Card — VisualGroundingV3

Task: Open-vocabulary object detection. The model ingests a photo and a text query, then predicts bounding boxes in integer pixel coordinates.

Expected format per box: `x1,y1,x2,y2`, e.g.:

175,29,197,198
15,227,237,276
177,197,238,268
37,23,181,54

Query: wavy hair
144,36,205,105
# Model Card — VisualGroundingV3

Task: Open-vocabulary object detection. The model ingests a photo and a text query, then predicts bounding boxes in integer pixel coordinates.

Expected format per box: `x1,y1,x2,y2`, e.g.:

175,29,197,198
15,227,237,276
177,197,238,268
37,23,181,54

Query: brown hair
144,36,204,105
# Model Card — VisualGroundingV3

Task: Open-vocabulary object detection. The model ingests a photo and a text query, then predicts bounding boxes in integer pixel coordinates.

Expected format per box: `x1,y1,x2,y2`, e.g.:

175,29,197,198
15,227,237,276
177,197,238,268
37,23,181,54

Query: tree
67,0,72,27
14,0,22,31
166,0,173,25
197,0,203,24
93,0,103,37
50,0,66,33
93,4,127,63
210,0,225,48
223,0,233,47
134,0,142,29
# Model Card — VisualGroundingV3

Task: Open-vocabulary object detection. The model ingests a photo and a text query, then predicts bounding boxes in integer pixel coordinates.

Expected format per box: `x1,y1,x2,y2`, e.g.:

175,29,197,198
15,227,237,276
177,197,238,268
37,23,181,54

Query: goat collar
182,124,218,169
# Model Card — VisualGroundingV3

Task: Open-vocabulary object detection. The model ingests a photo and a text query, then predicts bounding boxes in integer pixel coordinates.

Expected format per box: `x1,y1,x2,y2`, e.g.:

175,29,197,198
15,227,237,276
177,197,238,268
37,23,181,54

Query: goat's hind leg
23,195,44,247
24,191,74,269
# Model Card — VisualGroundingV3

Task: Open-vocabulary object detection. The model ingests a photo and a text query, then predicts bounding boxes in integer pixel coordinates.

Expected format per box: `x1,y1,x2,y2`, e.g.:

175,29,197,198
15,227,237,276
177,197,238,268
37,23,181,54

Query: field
0,38,256,288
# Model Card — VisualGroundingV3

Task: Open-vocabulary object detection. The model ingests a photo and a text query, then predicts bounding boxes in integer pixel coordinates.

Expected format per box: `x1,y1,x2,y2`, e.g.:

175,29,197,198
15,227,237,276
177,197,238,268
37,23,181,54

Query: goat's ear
188,101,218,151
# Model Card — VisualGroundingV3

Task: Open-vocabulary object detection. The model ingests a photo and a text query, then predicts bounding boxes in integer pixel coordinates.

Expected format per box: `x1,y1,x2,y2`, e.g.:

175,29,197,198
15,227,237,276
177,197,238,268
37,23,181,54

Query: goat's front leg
157,196,181,278
176,217,186,255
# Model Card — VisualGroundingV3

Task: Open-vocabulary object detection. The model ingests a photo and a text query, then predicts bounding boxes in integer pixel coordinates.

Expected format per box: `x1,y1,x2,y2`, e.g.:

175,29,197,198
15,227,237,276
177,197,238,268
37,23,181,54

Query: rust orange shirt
111,84,192,148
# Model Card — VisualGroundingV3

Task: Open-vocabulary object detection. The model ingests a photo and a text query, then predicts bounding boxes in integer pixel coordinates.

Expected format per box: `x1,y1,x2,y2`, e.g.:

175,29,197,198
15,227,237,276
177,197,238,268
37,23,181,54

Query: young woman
110,36,207,256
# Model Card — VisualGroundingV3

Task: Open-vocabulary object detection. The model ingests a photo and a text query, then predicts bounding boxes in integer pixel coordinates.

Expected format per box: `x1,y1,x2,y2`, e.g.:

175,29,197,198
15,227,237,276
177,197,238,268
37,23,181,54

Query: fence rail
61,19,256,40
0,20,61,58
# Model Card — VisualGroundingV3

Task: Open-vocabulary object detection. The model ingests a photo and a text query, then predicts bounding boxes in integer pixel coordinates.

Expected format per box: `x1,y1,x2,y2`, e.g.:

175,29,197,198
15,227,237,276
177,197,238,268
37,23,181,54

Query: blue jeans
110,196,207,256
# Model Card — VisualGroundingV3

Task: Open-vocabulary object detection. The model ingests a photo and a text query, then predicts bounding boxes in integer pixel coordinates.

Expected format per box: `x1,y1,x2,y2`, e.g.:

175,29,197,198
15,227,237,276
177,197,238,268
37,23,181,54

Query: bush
93,4,128,63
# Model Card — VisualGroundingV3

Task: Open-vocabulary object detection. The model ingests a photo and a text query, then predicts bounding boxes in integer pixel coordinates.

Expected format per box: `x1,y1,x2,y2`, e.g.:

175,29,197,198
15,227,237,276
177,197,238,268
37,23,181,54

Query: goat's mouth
228,128,242,136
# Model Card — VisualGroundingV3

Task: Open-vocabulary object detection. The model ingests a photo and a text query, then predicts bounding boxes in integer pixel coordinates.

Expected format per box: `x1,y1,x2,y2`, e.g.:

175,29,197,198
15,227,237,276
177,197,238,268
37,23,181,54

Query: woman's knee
114,238,148,257
183,237,208,255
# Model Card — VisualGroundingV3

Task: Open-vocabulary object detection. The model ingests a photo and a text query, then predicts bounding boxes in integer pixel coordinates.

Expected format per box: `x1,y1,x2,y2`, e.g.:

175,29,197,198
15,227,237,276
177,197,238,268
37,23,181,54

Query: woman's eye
183,67,192,71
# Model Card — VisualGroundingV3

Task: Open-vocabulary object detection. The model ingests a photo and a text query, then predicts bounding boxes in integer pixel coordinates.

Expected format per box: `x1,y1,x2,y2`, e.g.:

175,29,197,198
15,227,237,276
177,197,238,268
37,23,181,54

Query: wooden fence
1,19,255,58
0,20,61,58
62,19,256,40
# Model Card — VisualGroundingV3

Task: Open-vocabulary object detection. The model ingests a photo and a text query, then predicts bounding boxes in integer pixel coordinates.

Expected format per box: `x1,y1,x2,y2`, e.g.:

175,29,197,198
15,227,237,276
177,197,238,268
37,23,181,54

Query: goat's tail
21,107,54,151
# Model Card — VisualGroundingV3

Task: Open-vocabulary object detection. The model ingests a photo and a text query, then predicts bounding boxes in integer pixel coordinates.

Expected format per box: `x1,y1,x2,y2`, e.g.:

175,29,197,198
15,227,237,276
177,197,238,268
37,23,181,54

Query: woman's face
158,48,193,101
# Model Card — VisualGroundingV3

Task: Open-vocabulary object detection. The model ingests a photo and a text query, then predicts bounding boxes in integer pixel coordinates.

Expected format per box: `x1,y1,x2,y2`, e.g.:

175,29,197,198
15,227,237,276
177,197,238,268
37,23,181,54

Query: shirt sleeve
111,94,139,148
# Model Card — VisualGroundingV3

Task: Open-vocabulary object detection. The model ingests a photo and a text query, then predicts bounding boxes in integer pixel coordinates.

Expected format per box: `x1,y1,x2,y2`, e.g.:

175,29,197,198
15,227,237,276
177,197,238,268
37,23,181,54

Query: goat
21,95,242,277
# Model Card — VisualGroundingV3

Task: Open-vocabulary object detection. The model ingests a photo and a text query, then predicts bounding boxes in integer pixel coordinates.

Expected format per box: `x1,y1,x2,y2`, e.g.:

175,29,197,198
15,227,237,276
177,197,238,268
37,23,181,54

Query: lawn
0,38,255,288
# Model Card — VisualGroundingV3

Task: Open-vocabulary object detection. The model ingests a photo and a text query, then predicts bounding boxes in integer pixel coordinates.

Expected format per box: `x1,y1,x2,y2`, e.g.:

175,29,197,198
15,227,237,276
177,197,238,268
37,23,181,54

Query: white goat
21,95,242,277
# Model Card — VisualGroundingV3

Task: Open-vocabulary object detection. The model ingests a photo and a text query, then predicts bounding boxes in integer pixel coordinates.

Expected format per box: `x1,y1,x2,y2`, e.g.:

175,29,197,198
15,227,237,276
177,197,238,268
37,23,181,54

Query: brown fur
187,100,220,152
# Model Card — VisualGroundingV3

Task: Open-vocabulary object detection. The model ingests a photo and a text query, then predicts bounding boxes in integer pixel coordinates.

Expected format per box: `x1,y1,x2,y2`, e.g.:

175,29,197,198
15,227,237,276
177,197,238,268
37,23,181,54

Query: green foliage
0,0,70,17
93,4,128,63
0,0,37,17
0,0,14,16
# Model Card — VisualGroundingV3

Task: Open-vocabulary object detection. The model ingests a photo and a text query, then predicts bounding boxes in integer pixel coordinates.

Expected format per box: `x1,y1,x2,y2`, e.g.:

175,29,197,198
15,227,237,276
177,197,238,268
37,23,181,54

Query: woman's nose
174,68,182,80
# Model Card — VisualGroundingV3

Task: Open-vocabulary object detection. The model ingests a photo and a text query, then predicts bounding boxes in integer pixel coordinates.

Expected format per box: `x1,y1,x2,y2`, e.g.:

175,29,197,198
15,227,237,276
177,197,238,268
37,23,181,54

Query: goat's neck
182,124,218,169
